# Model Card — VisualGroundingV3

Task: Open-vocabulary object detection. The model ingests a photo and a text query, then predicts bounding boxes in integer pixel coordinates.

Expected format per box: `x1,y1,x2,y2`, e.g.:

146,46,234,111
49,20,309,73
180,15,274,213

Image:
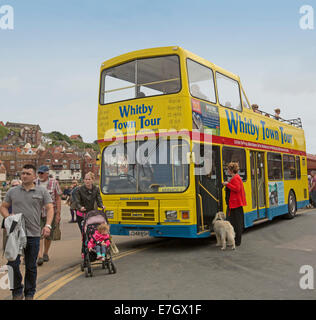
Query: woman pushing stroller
76,172,104,234
88,223,110,261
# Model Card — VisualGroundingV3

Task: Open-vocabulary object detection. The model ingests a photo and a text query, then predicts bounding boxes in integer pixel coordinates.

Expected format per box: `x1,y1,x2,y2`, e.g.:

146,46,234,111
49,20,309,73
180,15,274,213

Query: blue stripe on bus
297,200,309,209
109,224,210,239
110,200,310,237
244,200,309,227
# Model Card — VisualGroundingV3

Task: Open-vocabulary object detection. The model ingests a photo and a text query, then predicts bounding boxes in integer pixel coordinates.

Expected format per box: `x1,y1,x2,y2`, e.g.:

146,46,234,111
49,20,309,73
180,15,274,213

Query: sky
0,0,316,153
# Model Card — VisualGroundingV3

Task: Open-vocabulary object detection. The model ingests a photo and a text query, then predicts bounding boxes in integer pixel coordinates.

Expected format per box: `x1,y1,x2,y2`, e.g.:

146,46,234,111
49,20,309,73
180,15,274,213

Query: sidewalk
0,202,158,300
0,203,82,300
0,203,132,300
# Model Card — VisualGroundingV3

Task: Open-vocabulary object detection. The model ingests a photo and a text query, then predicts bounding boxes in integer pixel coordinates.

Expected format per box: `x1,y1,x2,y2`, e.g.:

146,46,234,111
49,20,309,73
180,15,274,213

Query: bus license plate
129,230,149,237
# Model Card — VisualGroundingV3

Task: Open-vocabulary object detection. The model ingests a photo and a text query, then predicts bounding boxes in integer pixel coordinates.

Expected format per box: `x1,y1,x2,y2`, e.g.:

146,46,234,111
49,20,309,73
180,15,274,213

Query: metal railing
255,110,302,128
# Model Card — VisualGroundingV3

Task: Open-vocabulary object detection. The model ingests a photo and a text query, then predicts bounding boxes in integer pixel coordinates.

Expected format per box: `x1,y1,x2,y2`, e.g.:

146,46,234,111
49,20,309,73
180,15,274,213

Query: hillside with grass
0,126,9,140
45,131,100,152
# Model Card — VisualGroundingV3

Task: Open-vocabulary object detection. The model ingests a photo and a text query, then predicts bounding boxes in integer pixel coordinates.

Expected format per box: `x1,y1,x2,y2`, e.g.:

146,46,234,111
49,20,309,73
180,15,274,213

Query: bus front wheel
284,190,297,219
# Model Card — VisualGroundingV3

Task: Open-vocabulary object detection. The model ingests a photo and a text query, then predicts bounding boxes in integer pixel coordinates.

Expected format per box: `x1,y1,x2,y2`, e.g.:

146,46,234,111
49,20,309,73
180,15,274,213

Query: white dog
212,212,236,250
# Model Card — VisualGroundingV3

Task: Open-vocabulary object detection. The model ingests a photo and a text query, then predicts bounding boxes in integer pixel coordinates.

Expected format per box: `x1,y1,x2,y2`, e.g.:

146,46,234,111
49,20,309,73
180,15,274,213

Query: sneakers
101,255,106,261
97,254,102,260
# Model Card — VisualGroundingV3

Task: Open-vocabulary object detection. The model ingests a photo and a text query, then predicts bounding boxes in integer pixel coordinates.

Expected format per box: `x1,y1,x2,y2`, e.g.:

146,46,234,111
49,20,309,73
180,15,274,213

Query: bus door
196,146,222,232
250,151,267,219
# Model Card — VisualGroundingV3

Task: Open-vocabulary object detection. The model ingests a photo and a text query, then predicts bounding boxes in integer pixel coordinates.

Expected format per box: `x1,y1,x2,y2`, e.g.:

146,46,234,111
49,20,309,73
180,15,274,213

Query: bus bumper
109,224,211,239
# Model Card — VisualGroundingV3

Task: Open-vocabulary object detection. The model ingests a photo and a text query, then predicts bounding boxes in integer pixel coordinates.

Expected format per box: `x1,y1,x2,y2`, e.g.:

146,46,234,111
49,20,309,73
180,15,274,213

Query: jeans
7,237,40,298
95,245,106,256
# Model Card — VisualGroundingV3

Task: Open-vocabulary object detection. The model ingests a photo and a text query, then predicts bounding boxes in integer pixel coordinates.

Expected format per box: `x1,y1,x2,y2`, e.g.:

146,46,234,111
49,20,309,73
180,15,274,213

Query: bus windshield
100,55,181,104
101,139,190,194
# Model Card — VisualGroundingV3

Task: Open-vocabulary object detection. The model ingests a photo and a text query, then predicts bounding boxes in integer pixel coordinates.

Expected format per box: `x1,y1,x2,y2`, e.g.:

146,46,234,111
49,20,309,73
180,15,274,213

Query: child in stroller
88,223,110,261
81,209,116,277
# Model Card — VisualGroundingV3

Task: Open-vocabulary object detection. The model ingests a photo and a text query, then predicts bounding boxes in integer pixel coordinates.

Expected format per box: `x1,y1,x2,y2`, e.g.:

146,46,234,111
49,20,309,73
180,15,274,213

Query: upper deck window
216,73,242,111
187,59,216,103
100,55,181,104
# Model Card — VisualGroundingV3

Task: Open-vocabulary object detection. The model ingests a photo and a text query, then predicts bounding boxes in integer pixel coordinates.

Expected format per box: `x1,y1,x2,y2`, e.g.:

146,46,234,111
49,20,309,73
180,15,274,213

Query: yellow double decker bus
97,46,309,238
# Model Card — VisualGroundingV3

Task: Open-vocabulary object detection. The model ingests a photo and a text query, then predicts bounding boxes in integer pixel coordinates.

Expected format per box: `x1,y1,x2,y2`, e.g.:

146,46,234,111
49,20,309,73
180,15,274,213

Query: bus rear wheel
284,190,297,219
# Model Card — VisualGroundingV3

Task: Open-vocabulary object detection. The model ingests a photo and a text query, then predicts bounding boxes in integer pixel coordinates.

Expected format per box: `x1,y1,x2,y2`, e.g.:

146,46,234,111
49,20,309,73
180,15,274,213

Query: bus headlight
105,210,114,219
165,210,177,220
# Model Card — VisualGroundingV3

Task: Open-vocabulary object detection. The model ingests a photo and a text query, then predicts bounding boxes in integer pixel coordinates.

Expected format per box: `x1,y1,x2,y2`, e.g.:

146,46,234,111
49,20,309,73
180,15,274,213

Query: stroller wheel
85,266,93,277
110,262,117,274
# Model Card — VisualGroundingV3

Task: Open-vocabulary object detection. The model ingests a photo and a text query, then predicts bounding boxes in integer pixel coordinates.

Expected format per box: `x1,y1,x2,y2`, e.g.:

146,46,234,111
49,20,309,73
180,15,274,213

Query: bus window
102,60,136,103
267,152,282,180
100,55,181,104
216,73,242,111
296,156,301,179
187,59,216,103
101,139,190,194
222,147,247,181
283,154,296,180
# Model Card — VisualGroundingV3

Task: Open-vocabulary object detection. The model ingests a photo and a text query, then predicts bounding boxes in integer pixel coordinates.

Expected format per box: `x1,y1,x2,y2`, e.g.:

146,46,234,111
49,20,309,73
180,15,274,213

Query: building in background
5,122,42,146
0,122,100,182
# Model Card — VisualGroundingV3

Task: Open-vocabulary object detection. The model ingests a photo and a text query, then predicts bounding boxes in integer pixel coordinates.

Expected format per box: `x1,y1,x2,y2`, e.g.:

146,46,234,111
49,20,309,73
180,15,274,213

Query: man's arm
41,188,53,238
0,201,11,219
0,189,12,219
42,203,54,238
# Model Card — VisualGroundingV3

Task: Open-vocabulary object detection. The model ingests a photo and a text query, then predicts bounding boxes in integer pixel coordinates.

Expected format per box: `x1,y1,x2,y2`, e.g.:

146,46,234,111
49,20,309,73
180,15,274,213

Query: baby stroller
80,209,117,277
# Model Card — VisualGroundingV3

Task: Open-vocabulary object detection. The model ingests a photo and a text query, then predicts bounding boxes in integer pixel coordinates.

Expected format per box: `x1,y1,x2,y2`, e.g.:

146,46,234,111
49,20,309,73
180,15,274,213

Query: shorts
40,214,57,240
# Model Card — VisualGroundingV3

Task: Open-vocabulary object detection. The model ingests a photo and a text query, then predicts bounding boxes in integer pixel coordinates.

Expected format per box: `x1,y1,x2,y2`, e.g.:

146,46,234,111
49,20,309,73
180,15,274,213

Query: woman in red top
223,162,247,246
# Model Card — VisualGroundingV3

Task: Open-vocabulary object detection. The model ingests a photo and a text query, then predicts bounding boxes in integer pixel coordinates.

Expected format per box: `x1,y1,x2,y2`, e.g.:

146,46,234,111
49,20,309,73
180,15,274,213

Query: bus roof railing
255,110,302,128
